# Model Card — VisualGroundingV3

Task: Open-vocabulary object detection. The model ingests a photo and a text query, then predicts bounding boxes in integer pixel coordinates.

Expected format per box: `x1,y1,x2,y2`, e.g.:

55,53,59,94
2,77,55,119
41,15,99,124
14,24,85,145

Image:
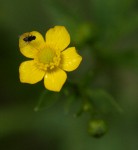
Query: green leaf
62,86,81,116
34,90,61,111
86,89,123,115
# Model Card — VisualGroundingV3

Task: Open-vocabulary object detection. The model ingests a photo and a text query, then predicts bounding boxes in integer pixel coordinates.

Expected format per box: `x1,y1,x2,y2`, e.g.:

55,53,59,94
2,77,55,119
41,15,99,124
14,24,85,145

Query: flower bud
88,119,108,138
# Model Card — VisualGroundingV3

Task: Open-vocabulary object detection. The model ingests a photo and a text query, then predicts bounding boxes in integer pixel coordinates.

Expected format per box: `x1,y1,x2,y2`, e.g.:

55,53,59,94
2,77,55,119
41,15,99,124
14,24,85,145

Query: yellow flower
19,26,82,92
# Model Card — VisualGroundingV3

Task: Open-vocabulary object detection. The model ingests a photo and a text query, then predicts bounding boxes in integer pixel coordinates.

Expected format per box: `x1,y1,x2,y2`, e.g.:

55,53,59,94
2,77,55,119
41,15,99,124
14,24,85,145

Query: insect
23,35,36,42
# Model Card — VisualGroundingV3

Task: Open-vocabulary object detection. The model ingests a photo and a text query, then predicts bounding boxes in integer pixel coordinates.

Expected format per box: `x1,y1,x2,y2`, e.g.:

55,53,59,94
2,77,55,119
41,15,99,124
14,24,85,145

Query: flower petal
44,68,67,92
45,26,70,51
19,60,45,84
19,31,45,58
59,47,82,71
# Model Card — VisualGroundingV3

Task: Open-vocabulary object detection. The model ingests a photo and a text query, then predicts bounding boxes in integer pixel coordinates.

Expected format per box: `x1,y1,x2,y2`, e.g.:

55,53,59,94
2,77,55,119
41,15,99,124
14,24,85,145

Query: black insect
23,35,36,42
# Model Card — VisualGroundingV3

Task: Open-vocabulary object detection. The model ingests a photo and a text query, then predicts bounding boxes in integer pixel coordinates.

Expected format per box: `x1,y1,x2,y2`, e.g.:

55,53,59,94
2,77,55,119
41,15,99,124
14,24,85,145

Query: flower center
35,47,60,71
38,47,55,64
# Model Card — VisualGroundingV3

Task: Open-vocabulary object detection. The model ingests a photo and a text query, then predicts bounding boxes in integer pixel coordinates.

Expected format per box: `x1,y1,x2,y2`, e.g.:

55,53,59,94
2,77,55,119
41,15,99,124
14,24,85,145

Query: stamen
35,47,60,71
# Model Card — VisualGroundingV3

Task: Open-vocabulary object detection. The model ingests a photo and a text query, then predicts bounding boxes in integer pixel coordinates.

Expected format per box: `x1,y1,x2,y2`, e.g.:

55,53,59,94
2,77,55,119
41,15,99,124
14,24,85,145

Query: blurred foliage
0,0,138,150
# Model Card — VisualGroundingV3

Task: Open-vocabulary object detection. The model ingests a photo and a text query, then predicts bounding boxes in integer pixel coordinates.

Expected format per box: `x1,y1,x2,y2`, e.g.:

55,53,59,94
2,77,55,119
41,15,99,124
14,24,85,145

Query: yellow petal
45,26,70,51
44,68,67,92
19,60,45,84
19,31,45,58
59,47,82,71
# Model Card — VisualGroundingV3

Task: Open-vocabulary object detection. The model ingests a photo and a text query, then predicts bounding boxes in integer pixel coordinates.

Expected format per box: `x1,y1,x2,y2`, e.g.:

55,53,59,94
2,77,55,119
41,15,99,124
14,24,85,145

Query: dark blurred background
0,0,138,149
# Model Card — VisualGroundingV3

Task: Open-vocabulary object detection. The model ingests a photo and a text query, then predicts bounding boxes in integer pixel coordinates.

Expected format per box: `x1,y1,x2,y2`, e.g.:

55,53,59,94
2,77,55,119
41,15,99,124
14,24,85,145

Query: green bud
88,119,108,138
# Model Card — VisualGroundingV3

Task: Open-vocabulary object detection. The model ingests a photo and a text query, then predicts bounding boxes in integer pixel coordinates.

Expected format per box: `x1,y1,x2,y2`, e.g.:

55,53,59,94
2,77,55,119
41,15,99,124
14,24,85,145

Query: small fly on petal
23,35,36,42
